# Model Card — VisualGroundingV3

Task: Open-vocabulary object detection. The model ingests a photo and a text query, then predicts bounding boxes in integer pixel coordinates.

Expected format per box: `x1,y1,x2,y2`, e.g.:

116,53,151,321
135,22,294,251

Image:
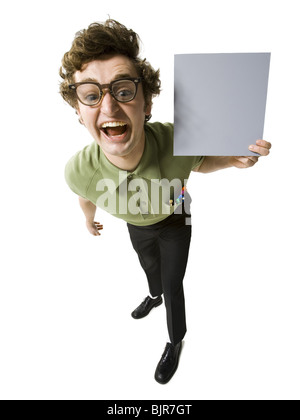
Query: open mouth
100,121,128,140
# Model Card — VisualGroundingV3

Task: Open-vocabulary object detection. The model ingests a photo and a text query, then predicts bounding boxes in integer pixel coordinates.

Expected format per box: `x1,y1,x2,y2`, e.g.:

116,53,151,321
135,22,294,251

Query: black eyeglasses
69,77,142,106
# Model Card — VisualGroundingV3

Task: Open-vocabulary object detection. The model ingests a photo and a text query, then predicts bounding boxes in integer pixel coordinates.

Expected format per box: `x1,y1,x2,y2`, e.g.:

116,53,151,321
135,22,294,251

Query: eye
76,84,100,105
85,93,100,102
116,88,134,98
112,80,136,101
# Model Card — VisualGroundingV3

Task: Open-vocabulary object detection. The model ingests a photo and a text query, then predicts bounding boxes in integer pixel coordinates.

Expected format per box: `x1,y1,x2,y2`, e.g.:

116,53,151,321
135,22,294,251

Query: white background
0,0,299,400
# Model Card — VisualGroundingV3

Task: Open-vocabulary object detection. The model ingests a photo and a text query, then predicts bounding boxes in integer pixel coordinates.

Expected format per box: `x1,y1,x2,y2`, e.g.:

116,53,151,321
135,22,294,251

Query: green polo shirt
65,122,204,226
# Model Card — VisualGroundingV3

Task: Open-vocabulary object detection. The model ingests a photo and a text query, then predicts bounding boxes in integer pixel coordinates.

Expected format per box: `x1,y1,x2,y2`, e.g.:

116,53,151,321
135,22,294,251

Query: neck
103,133,145,172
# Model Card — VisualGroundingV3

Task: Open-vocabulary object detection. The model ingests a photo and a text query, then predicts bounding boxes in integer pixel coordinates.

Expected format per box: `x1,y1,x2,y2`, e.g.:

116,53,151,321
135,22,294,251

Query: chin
100,139,134,157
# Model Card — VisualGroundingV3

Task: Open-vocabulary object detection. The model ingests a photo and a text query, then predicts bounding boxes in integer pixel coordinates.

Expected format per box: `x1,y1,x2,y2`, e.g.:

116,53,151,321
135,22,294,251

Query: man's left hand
229,139,272,169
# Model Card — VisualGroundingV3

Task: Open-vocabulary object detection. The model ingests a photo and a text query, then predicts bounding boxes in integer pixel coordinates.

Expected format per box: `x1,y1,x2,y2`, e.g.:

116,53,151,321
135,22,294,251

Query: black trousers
127,211,192,345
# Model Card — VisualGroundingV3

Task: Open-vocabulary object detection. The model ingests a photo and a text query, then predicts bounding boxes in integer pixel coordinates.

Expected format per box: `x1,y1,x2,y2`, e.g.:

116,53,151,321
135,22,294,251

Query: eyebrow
113,73,133,80
78,77,98,83
77,73,135,84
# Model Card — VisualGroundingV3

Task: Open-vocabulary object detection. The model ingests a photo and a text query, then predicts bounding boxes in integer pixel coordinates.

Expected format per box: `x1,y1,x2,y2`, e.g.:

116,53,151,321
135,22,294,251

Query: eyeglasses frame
69,77,143,106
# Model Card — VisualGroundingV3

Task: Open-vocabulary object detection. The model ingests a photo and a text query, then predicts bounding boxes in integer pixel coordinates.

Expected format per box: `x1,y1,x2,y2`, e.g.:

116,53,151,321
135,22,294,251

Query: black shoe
131,295,163,319
154,341,182,384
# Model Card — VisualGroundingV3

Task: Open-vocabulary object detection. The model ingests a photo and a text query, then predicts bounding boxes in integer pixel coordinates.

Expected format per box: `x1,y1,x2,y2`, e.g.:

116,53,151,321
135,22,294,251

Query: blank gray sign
174,53,271,156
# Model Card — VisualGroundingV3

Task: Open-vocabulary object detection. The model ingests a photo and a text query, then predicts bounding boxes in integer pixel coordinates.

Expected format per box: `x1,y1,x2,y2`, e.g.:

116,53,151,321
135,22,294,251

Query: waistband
127,205,191,230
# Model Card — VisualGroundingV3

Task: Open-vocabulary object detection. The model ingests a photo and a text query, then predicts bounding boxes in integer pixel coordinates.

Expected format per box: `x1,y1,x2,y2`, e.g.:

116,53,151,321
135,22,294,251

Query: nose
99,89,120,114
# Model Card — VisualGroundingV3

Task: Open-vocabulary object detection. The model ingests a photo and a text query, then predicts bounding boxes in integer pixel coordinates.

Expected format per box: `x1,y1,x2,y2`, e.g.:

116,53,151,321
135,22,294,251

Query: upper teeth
101,121,126,128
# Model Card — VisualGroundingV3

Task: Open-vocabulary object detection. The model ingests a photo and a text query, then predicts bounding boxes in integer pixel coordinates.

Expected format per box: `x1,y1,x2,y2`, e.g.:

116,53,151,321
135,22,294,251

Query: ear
145,102,152,121
75,107,85,126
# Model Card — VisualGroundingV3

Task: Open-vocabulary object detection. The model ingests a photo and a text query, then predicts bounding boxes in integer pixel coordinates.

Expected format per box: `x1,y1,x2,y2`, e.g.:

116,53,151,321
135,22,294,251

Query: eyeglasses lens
76,84,101,106
111,80,136,102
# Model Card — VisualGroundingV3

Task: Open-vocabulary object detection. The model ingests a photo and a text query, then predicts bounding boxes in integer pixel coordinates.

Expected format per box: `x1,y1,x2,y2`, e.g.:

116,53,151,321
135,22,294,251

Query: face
74,55,151,165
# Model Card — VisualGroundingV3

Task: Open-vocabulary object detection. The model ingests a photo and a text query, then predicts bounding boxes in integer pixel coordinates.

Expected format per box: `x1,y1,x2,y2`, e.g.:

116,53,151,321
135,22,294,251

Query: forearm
196,156,232,173
195,139,271,173
78,196,97,221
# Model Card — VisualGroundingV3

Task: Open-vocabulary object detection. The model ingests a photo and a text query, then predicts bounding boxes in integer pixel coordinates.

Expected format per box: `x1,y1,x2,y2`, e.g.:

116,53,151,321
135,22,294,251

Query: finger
256,139,272,149
248,140,271,156
249,145,270,156
235,157,254,165
246,156,259,163
234,157,257,168
90,230,99,236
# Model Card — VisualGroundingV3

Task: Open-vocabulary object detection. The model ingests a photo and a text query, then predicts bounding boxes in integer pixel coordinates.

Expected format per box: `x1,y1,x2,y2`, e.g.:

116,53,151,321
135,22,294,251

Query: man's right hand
78,197,103,236
86,220,103,236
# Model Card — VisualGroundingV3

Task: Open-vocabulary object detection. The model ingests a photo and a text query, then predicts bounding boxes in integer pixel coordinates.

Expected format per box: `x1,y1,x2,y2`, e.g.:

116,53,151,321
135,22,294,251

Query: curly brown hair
59,19,161,111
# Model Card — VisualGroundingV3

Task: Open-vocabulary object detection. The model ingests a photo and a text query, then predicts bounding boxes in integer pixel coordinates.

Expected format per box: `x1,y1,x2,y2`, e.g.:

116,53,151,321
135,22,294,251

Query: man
59,19,271,384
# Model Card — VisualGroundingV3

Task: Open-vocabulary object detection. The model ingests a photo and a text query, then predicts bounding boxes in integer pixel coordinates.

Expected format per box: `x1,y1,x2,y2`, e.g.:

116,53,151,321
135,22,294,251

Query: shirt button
136,186,141,192
128,174,133,180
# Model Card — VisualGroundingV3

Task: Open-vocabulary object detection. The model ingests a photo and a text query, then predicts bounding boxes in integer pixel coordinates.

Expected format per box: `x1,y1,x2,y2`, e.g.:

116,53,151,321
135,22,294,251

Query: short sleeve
190,155,205,170
65,152,87,198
